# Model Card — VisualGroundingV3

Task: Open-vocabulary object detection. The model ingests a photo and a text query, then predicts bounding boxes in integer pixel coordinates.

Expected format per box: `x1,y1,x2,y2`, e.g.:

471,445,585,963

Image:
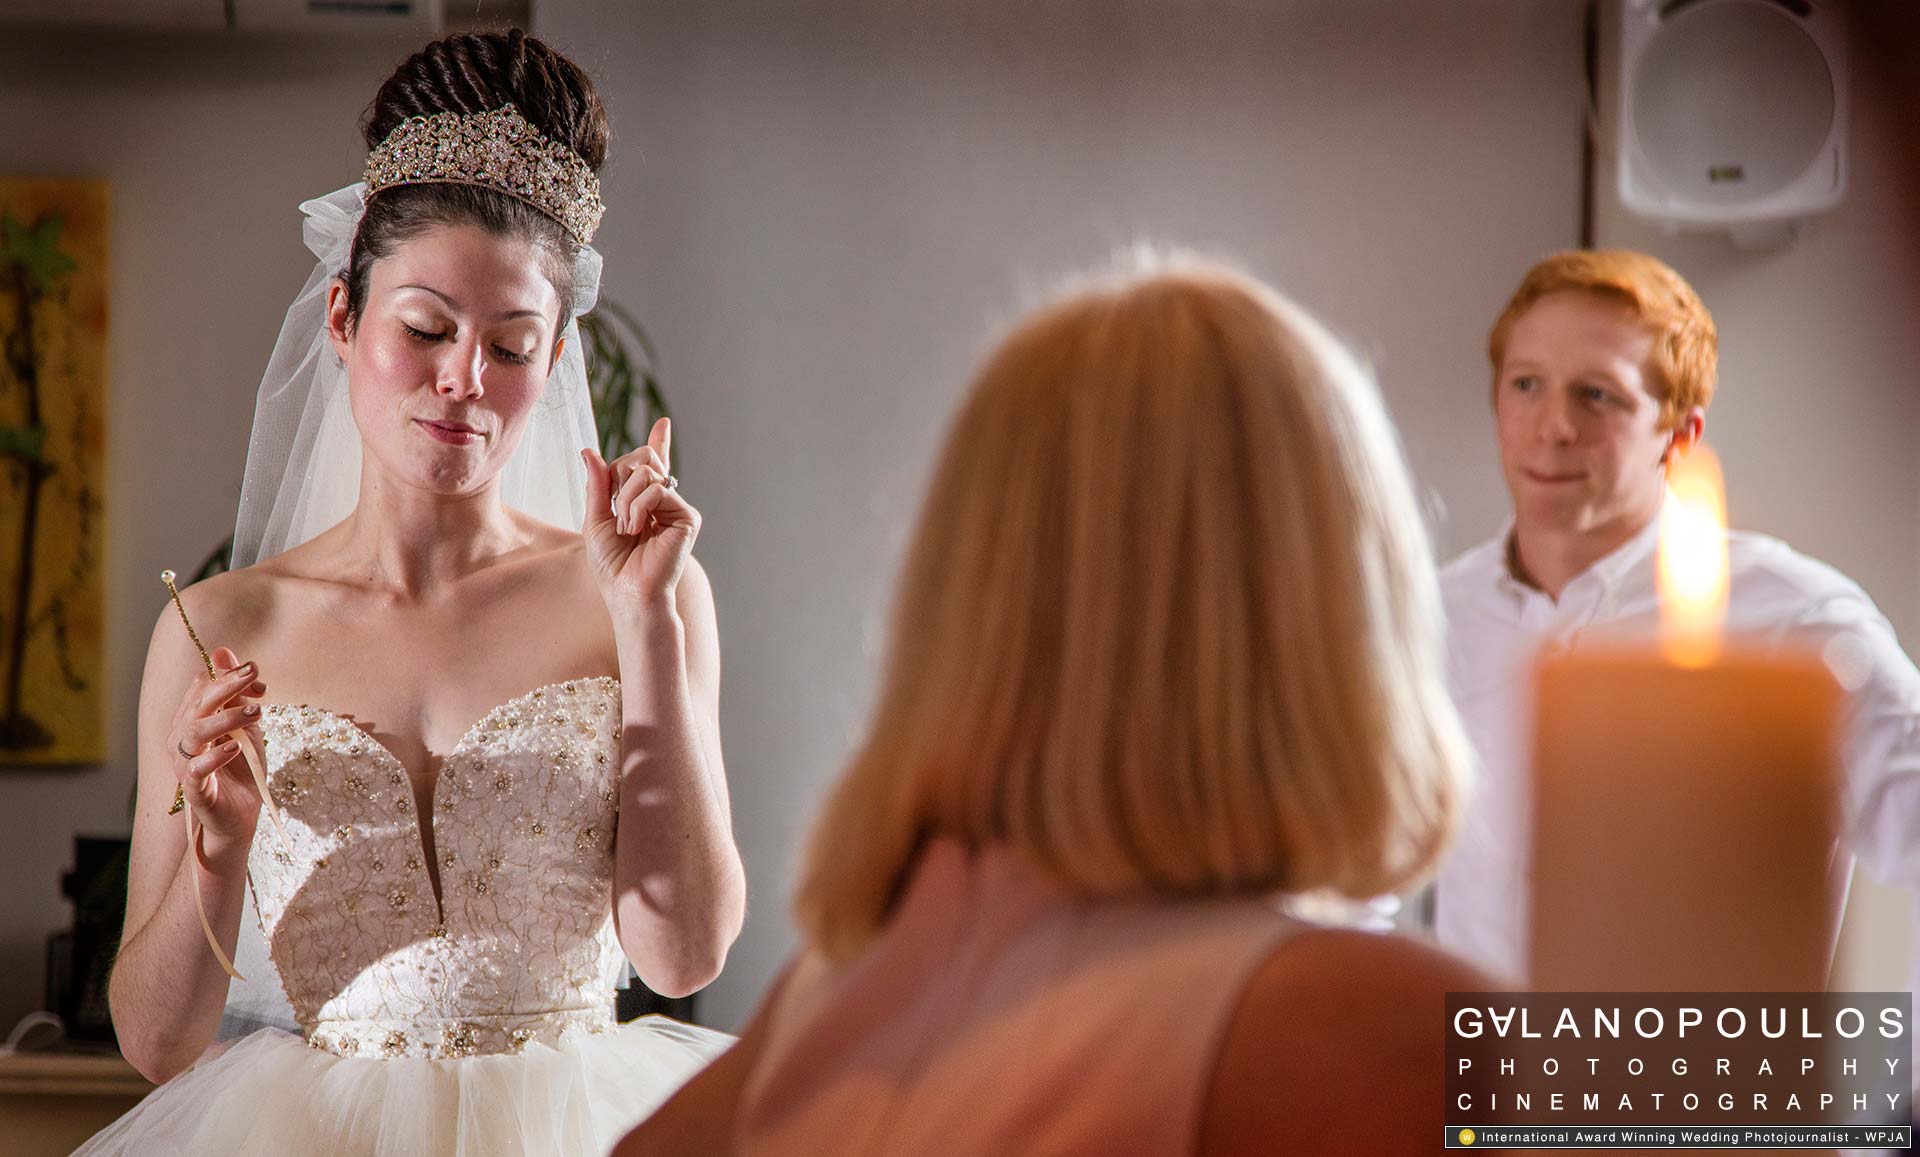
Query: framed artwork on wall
0,177,107,766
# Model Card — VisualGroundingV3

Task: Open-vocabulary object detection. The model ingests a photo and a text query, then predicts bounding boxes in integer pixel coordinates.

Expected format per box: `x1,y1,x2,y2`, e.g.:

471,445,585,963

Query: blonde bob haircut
796,252,1472,963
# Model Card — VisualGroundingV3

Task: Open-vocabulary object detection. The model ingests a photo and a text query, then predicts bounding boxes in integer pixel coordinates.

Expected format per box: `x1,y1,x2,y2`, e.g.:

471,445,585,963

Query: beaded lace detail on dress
246,676,626,1060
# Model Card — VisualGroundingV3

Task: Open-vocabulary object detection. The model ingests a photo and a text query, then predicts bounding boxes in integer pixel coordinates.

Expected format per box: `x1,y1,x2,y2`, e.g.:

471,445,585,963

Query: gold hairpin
160,570,203,816
161,570,216,678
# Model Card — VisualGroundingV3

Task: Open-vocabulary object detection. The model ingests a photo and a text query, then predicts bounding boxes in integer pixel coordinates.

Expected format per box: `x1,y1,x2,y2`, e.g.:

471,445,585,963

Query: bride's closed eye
401,322,534,366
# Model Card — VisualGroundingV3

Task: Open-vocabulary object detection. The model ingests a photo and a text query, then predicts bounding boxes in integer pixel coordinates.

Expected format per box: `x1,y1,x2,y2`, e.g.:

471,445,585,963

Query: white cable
1,1009,65,1052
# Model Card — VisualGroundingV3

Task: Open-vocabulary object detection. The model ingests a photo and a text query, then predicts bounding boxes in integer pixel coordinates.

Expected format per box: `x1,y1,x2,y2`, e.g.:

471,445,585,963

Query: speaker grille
1631,0,1835,204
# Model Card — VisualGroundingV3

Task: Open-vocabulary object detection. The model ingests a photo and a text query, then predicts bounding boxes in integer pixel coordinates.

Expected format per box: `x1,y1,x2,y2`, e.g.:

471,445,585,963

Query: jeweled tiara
362,105,605,245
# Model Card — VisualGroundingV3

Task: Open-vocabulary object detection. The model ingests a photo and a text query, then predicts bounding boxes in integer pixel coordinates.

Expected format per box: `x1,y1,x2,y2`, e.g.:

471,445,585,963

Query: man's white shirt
1435,494,1920,992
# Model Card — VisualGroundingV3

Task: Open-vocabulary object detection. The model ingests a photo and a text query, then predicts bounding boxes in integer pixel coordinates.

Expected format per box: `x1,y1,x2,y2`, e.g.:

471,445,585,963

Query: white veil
218,183,606,1037
230,183,602,569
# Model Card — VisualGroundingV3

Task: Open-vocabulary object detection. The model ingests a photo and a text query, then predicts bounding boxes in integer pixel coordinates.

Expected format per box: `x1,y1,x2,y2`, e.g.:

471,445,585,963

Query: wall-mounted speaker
1617,0,1847,237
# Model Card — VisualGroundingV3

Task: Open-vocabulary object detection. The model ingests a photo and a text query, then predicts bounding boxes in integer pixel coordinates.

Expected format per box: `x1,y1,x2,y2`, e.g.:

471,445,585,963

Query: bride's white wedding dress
79,676,730,1156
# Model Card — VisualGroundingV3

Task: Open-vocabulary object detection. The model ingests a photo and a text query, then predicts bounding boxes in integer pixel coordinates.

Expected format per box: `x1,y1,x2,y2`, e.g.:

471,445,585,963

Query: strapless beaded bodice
246,676,627,1060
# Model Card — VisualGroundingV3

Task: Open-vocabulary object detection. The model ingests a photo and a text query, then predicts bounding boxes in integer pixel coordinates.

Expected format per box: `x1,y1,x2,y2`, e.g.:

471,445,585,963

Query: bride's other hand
582,416,700,610
168,644,267,865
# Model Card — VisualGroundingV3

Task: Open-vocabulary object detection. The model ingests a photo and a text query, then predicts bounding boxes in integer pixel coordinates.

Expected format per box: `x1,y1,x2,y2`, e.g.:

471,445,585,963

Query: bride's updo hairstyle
345,30,609,332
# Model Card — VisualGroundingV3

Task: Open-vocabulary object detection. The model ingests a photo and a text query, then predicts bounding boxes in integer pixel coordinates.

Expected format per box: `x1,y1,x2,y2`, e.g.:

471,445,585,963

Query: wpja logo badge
1445,991,1913,1149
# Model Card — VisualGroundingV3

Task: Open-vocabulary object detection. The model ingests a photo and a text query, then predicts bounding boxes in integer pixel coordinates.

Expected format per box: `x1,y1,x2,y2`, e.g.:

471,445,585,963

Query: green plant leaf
0,214,78,292
579,301,672,464
0,423,47,463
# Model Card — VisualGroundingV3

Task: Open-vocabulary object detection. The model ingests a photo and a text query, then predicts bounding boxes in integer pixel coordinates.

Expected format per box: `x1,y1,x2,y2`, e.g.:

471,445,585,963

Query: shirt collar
1491,490,1673,602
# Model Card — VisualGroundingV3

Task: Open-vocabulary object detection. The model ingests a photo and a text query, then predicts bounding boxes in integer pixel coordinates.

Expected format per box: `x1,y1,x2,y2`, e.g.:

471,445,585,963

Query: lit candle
1527,447,1844,993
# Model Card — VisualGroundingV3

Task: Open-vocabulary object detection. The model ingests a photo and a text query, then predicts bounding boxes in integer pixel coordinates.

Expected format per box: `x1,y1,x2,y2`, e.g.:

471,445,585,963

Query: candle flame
1657,442,1728,667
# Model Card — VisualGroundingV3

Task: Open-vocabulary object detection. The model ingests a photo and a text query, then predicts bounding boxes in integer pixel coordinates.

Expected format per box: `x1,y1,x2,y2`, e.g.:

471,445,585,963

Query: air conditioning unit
0,0,442,35
0,0,226,29
230,0,442,35
1617,0,1847,241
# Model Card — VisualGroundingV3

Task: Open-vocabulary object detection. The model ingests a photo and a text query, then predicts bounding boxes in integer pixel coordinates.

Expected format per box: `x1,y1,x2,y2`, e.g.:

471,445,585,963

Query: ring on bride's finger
665,475,679,490
177,739,200,761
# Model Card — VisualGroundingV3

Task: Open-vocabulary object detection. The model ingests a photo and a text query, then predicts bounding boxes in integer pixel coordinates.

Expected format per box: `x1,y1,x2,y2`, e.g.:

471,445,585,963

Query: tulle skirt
74,1014,731,1156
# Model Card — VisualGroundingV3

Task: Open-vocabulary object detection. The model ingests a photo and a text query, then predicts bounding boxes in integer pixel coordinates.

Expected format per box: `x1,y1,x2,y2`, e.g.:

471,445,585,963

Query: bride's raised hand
582,417,700,611
168,645,267,865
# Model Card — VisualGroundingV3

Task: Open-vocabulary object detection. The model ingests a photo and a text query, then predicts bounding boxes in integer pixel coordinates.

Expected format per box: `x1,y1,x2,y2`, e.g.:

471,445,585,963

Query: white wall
0,2,1591,1035
538,0,1589,1027
14,0,1909,1044
0,25,425,1036
1591,0,1920,991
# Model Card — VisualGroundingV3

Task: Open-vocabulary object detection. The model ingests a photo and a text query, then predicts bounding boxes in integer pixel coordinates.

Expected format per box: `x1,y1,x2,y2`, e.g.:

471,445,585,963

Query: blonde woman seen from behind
622,255,1492,1156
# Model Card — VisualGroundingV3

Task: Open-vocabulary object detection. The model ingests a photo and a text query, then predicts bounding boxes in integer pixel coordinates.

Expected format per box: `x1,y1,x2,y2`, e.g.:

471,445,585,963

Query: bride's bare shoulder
515,515,593,575
520,512,587,554
138,568,267,702
144,558,310,665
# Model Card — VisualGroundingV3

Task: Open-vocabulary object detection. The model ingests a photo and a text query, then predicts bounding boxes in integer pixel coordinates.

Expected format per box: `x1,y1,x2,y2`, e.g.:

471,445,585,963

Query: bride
85,30,743,1155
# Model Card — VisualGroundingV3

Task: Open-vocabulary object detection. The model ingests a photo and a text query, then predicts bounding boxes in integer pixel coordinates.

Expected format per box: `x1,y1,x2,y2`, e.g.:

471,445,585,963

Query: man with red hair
1434,249,1920,989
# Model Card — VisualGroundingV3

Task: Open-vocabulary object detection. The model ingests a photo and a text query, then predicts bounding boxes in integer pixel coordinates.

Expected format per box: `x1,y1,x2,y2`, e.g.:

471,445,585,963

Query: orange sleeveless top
736,838,1305,1155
